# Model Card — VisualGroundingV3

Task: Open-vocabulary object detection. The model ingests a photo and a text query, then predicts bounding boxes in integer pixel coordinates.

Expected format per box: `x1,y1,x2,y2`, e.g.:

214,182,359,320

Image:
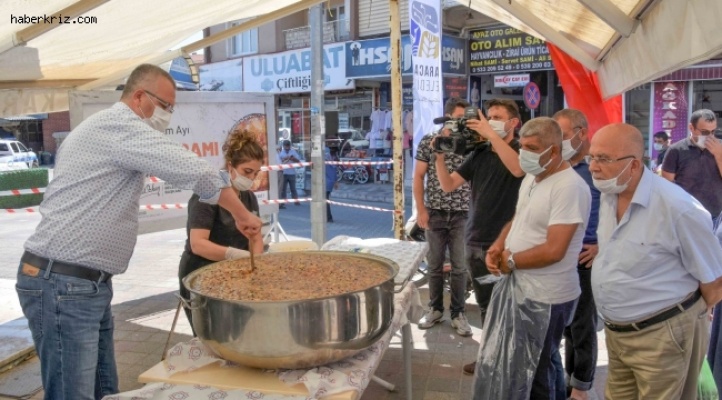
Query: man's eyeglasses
586,155,635,164
697,128,721,136
144,90,174,113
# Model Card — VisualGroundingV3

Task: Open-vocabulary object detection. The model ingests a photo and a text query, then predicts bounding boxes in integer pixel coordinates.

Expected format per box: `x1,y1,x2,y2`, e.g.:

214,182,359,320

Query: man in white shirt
590,123,722,399
484,117,591,398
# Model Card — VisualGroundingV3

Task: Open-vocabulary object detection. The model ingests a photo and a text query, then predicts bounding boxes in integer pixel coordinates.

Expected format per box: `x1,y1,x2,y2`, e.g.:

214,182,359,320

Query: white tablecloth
103,237,428,400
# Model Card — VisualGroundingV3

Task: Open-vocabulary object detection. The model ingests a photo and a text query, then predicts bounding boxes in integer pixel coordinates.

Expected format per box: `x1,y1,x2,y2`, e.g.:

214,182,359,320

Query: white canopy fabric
0,0,721,116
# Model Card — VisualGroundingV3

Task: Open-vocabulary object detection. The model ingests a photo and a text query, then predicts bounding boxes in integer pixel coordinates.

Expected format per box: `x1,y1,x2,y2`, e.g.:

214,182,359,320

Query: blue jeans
531,298,577,400
15,262,118,400
425,209,467,318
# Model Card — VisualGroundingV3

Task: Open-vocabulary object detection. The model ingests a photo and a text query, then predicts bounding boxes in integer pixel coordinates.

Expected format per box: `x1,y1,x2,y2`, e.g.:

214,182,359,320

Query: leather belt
604,290,702,332
21,251,112,283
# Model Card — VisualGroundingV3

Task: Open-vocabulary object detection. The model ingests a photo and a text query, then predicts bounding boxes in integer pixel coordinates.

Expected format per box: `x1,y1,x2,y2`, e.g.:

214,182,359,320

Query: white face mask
141,93,172,133
230,169,255,191
653,143,664,151
519,146,553,176
592,159,633,194
696,135,707,149
561,131,582,161
488,119,509,139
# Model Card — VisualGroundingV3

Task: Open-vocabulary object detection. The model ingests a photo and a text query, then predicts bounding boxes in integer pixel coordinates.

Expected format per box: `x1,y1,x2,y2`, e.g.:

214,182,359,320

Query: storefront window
692,80,722,118
624,84,651,157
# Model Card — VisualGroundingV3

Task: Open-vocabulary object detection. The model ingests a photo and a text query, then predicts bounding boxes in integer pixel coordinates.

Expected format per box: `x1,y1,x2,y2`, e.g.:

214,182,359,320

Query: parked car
0,140,38,169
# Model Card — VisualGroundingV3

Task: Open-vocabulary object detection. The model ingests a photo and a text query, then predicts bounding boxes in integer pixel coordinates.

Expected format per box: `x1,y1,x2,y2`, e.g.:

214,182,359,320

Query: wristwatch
506,252,517,272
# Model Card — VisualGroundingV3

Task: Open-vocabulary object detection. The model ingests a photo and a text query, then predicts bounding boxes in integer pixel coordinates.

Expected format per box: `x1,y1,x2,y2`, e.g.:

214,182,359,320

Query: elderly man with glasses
590,123,722,400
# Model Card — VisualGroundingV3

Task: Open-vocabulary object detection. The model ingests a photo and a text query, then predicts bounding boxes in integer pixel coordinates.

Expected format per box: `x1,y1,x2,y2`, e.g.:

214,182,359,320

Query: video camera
432,106,484,155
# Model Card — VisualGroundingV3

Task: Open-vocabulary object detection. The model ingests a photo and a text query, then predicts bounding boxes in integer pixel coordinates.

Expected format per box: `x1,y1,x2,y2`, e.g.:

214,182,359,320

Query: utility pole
389,0,405,240
309,4,327,246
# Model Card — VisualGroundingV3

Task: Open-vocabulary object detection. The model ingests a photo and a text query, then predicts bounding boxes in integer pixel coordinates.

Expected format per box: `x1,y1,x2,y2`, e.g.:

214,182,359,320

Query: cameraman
413,97,473,336
434,98,525,374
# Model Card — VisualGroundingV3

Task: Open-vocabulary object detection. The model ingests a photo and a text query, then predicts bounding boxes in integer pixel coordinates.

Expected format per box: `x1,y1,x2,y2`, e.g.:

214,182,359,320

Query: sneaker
451,313,472,337
417,309,443,329
462,361,476,375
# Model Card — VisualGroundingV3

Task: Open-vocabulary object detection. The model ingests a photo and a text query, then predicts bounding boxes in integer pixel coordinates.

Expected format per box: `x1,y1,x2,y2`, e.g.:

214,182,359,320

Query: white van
0,140,38,170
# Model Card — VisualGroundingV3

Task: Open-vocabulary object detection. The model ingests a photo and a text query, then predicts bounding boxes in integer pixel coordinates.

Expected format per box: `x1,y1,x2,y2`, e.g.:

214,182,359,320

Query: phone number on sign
472,61,552,74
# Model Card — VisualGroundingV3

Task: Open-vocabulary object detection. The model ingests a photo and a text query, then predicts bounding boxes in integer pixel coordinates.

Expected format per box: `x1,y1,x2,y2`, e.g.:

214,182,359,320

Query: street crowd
414,96,722,400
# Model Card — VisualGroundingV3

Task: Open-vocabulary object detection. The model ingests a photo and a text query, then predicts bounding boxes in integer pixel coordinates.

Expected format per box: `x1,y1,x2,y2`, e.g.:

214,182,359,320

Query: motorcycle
404,216,473,299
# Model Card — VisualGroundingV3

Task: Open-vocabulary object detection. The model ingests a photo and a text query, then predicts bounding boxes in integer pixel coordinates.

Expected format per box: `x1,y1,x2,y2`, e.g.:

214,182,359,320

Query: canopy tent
0,0,721,117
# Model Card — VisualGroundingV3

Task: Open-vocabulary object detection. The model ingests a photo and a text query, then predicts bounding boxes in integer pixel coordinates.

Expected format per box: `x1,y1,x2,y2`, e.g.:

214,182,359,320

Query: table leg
402,322,412,400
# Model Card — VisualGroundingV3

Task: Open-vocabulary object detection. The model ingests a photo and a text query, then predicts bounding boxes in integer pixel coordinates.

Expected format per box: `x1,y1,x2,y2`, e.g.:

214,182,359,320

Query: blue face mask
519,146,553,176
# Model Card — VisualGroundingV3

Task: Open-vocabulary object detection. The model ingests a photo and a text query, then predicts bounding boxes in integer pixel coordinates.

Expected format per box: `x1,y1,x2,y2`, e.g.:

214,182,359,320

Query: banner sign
469,27,552,74
345,35,466,78
243,43,353,93
651,81,689,163
403,83,413,106
199,59,243,91
410,0,444,153
494,73,530,88
168,57,197,91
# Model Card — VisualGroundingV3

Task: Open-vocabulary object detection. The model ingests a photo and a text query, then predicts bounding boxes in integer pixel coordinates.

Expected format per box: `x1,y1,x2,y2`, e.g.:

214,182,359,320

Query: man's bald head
593,123,645,160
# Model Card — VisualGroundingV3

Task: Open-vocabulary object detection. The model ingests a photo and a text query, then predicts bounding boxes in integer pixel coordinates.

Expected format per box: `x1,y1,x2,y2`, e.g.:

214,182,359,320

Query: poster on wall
68,91,278,233
651,81,689,165
444,77,468,105
199,59,243,91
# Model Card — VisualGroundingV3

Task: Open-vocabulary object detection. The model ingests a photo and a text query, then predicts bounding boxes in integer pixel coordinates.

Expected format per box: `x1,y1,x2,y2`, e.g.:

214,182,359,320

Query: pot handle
177,294,206,310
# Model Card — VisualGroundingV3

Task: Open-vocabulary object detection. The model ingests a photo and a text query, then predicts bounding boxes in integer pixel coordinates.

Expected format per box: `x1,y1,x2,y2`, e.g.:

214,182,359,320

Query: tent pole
389,0,405,240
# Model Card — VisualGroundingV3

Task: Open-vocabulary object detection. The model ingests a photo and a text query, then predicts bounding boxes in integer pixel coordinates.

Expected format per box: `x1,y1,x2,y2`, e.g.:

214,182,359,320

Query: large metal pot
182,251,399,369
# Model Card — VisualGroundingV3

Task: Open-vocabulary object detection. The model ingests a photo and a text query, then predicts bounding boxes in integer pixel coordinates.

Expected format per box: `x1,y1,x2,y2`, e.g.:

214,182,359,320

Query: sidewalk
328,179,412,204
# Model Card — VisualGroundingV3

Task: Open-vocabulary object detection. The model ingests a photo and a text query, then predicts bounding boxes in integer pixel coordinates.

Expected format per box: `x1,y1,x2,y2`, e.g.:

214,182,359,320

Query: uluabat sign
243,43,353,94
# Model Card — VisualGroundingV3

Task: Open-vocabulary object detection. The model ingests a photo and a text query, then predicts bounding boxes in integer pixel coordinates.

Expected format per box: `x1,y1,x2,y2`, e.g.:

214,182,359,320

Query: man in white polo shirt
590,123,722,399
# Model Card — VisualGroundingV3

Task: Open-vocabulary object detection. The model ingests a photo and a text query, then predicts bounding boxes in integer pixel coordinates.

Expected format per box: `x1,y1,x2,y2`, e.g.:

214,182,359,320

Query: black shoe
463,361,476,375
295,202,301,206
327,218,334,223
279,204,286,209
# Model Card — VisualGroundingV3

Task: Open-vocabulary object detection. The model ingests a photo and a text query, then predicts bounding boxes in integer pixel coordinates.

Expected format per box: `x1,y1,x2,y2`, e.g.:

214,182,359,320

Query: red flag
547,43,623,138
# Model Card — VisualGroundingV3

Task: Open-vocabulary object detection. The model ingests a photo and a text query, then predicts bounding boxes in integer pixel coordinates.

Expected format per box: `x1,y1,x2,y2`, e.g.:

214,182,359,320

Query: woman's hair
222,128,264,168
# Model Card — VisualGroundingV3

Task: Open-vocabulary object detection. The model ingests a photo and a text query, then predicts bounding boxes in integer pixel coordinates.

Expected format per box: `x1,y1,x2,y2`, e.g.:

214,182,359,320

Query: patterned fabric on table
125,284,421,400
320,236,429,285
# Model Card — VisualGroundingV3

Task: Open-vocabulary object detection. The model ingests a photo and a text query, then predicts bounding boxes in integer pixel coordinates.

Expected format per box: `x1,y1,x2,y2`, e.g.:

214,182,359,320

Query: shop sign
345,35,466,78
652,81,689,158
243,43,353,93
469,27,552,74
494,73,530,88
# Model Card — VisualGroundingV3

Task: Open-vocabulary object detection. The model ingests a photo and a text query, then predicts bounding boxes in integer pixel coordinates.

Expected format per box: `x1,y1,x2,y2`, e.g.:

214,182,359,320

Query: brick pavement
0,181,606,400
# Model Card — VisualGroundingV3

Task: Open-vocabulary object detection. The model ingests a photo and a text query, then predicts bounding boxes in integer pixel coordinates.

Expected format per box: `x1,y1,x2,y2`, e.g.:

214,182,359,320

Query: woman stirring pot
178,127,264,334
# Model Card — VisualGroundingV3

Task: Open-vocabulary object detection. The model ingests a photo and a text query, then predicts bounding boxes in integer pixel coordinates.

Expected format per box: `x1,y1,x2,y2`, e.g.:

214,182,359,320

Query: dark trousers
425,210,467,318
466,245,495,324
562,267,598,391
531,298,577,400
281,174,298,200
178,251,213,336
326,190,333,220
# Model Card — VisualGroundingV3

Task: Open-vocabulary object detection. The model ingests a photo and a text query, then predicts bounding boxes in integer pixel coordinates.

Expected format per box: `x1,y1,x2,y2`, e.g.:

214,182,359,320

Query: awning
0,0,721,115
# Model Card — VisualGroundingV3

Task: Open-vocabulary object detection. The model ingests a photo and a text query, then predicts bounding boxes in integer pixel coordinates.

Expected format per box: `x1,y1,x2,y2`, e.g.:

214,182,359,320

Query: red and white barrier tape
325,160,392,166
260,162,313,171
141,203,187,211
326,200,401,214
2,207,39,213
0,188,45,196
262,198,313,205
